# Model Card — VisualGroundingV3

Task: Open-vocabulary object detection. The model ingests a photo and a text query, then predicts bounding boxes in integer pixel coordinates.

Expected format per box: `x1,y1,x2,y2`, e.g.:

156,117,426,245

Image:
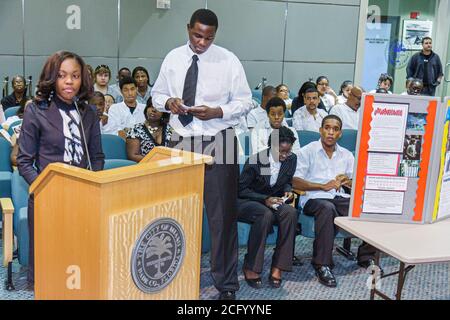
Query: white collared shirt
292,106,328,132
251,119,301,155
247,106,267,128
107,101,146,135
294,140,354,208
329,103,360,130
152,42,253,137
269,151,281,187
321,93,335,112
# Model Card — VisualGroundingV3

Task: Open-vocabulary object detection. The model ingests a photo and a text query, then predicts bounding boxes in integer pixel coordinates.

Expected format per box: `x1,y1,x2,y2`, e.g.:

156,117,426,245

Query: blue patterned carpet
1,237,449,300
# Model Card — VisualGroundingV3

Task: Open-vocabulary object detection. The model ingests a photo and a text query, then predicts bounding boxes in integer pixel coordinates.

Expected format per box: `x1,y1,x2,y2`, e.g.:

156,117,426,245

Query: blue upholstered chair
103,159,136,170
0,139,13,201
4,106,20,120
297,130,320,147
251,90,262,104
101,134,127,160
339,129,358,154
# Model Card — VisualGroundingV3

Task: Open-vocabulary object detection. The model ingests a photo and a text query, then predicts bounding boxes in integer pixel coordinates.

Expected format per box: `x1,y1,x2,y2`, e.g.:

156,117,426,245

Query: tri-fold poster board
349,94,450,224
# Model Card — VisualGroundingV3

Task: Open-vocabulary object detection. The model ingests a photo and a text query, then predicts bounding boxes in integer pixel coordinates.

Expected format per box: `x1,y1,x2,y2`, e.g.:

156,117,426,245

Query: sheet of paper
367,153,400,176
368,103,409,152
365,175,408,191
362,190,404,214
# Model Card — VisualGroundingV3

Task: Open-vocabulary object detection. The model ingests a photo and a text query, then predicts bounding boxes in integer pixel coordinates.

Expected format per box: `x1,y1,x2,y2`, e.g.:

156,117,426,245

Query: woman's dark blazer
17,99,105,185
238,149,297,203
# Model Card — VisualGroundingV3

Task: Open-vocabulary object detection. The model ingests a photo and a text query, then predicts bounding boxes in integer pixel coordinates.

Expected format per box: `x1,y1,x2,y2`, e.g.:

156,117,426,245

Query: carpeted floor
1,237,449,300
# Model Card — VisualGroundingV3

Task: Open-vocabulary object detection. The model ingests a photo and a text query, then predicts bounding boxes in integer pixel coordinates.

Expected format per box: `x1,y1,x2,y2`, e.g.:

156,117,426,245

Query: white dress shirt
329,103,360,130
292,106,328,132
152,42,252,137
247,106,267,128
251,119,301,155
269,151,281,187
336,95,347,105
294,140,354,208
107,101,146,135
321,93,336,112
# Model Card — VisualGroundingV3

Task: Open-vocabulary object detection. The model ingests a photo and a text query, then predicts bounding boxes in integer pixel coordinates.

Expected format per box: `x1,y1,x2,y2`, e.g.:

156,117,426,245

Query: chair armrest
0,197,14,266
292,188,306,196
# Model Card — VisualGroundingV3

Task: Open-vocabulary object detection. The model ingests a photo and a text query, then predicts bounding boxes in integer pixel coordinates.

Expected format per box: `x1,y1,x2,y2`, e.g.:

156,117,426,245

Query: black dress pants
237,200,297,274
170,128,239,292
303,196,376,267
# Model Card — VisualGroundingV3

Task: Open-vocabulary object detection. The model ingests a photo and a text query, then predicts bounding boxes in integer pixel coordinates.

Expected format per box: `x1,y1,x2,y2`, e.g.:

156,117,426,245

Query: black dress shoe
315,266,337,288
293,255,304,266
243,275,262,289
358,259,384,276
268,275,282,288
219,291,236,300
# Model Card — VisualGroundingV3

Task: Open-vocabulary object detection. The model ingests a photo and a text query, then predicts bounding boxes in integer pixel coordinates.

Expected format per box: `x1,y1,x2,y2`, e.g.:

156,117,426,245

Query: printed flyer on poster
368,103,409,153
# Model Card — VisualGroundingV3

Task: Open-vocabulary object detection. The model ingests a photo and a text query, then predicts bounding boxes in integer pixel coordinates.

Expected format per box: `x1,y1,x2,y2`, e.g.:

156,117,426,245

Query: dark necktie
179,54,199,126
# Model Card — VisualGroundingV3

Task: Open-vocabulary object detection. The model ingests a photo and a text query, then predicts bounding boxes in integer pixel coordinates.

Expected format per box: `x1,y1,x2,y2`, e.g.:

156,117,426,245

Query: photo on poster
399,159,420,177
406,113,427,133
403,134,422,161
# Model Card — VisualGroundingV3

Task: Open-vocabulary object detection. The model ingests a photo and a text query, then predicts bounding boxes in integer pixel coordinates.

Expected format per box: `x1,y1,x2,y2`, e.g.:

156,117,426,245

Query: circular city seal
385,38,412,70
131,218,185,293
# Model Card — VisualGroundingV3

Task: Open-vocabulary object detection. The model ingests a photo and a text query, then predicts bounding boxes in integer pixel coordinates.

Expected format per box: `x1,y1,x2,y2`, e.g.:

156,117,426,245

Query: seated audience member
329,86,363,130
370,73,393,94
107,76,146,137
108,67,131,103
251,97,301,155
337,80,353,105
291,81,317,115
89,91,115,134
293,115,378,287
247,85,276,128
316,76,337,112
1,100,31,166
104,94,115,112
375,88,388,94
402,78,424,96
93,64,112,95
126,97,172,162
292,87,328,132
238,126,298,289
1,75,30,111
276,84,293,117
132,66,152,105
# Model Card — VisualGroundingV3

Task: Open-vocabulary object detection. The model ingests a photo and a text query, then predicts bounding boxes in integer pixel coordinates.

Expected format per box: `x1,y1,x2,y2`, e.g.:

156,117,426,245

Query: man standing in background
152,8,252,300
406,37,443,96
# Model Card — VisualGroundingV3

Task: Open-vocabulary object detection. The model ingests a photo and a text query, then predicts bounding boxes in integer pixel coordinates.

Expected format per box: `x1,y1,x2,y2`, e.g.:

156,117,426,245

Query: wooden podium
30,147,212,300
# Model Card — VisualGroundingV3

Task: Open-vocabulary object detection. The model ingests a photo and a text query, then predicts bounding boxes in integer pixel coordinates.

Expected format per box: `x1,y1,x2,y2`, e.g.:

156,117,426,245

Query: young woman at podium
16,51,105,286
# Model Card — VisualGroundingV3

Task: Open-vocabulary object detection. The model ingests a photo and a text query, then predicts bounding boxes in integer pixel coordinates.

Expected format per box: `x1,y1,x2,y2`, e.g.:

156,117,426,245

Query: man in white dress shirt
107,76,146,136
293,115,377,288
329,86,363,130
152,9,252,300
292,87,328,132
246,85,276,129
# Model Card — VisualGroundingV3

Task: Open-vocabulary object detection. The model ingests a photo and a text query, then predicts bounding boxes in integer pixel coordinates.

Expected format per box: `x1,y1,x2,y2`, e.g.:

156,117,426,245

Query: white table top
335,217,450,264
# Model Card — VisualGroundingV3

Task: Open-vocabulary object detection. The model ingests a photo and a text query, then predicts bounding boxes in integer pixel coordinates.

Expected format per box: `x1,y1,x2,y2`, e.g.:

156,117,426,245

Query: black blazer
17,98,105,185
238,149,297,203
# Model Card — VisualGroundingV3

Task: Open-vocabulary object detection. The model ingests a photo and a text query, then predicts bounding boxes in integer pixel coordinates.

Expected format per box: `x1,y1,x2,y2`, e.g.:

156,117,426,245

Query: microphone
254,77,267,90
72,96,93,171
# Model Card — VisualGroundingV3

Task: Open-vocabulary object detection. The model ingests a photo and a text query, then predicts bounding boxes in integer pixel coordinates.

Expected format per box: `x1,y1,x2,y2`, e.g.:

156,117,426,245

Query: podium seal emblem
131,218,185,293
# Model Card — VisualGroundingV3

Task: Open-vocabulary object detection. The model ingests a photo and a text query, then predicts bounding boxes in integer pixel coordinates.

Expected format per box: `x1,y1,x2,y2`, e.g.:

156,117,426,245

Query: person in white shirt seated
336,80,353,105
369,73,393,94
107,76,146,137
89,91,115,134
316,76,337,113
275,84,293,117
292,87,328,133
132,66,152,105
93,64,112,95
293,114,378,288
329,86,363,130
251,97,301,155
247,85,276,129
108,67,131,103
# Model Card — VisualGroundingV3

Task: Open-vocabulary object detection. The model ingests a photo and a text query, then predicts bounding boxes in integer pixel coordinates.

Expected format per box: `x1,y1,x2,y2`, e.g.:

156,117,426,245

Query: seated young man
251,97,301,155
292,87,328,132
293,114,378,288
238,126,298,289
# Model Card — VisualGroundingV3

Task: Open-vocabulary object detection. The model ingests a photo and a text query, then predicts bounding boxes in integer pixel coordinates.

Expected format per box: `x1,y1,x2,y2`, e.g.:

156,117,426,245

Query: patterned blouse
126,122,172,156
